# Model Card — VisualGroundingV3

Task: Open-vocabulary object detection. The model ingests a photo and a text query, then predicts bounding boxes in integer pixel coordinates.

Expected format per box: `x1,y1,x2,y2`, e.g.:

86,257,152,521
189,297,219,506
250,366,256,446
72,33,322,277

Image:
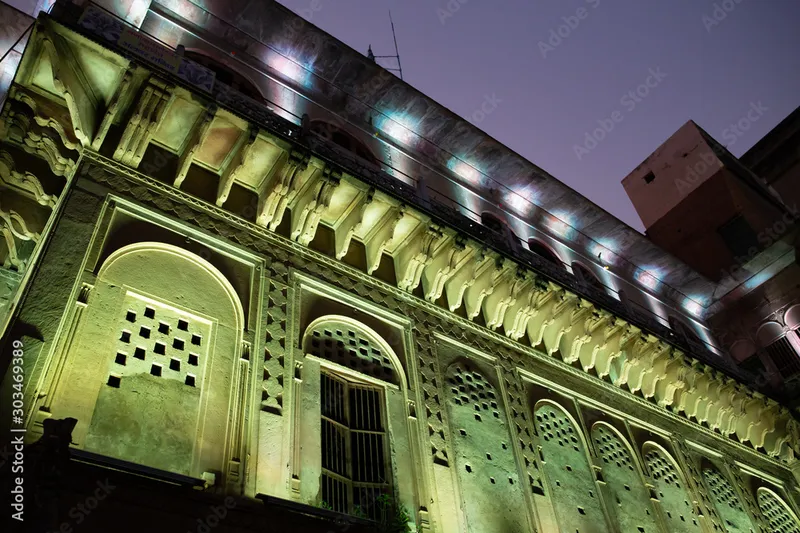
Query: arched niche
701,464,756,533
756,321,785,347
642,442,702,532
92,210,254,327
308,121,378,164
527,238,562,266
301,314,406,389
444,360,528,533
299,293,407,371
480,211,507,234
533,400,610,533
49,242,245,480
590,422,659,532
294,315,417,522
757,487,800,533
184,50,264,101
573,261,606,293
785,305,800,331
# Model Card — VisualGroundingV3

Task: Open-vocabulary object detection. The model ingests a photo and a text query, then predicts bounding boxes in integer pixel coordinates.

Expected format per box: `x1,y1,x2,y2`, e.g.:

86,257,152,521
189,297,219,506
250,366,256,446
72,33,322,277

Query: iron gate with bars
320,372,391,519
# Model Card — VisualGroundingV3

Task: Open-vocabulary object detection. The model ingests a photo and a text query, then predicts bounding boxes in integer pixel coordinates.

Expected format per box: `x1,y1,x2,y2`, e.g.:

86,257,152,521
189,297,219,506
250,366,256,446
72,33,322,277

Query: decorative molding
262,279,287,415
0,150,56,208
39,20,99,147
78,151,800,471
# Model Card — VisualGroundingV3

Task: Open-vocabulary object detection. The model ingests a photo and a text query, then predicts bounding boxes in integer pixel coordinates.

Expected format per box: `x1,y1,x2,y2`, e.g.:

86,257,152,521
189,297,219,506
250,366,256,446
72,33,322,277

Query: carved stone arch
533,400,610,533
480,210,518,247
97,242,245,330
756,321,784,347
92,217,255,327
444,359,529,533
572,261,607,293
756,487,800,533
701,461,757,533
642,441,702,532
785,304,800,330
292,314,422,522
184,49,264,102
526,238,562,266
49,242,246,482
590,422,660,532
301,314,406,388
308,120,378,164
479,210,506,233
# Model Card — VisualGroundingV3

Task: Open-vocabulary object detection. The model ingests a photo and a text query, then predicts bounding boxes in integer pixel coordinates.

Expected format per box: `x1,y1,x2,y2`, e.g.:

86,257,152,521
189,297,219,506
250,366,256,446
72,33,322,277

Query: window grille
320,372,390,520
765,335,800,380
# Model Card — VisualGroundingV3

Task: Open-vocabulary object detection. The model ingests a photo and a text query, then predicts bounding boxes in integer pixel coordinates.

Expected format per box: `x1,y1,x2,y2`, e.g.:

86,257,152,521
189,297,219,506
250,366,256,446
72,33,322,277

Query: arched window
309,121,377,163
701,465,756,532
298,315,414,523
444,360,529,533
184,51,264,101
527,239,561,266
480,211,506,234
765,336,800,380
757,487,800,533
756,321,784,347
534,401,610,533
643,443,702,532
756,321,800,380
785,305,800,331
303,319,399,385
591,423,659,532
572,262,606,293
480,211,520,250
45,243,245,480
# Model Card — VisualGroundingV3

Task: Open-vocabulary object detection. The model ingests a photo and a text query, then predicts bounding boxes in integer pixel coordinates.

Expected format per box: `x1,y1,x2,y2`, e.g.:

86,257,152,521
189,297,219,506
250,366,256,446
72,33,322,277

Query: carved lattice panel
445,361,528,533
677,442,724,531
112,292,210,389
262,279,287,414
730,469,770,533
702,468,755,533
757,488,800,533
304,320,396,384
86,291,212,475
496,351,545,496
418,328,448,465
534,402,609,533
644,445,702,532
591,424,659,532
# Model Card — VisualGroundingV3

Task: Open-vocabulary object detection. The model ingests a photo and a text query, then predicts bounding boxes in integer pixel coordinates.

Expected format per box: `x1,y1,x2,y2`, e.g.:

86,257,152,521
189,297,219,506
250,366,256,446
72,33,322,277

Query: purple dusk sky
275,0,800,233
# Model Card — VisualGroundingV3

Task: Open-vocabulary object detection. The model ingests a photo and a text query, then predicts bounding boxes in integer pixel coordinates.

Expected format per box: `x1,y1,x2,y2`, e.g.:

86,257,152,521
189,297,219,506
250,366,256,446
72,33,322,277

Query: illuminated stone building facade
1,1,800,532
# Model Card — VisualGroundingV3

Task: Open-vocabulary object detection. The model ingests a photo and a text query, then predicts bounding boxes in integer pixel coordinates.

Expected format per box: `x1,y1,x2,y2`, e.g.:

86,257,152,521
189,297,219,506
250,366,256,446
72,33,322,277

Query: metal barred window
320,372,390,519
765,335,800,380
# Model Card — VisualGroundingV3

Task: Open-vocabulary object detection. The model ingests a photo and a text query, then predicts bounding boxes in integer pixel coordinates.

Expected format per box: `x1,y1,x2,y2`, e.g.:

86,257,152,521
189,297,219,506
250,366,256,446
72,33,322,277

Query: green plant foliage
375,494,416,533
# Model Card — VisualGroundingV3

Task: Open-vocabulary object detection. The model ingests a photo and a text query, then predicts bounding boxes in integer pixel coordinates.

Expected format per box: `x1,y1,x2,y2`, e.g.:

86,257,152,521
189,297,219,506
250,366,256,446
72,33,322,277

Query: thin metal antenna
369,9,404,80
389,10,403,81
